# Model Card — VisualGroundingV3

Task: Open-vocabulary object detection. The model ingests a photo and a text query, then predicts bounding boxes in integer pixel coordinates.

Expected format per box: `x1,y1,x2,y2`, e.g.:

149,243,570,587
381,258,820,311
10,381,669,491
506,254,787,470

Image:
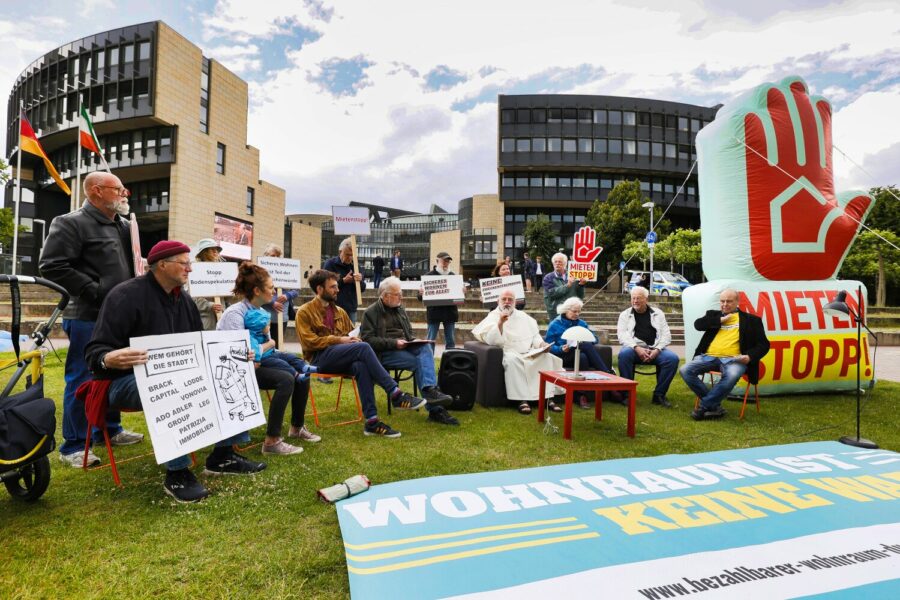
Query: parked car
626,270,692,296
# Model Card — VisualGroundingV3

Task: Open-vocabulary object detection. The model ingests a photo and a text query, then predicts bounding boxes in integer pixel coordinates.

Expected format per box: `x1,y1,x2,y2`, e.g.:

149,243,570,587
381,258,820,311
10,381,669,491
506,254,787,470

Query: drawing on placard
207,340,260,423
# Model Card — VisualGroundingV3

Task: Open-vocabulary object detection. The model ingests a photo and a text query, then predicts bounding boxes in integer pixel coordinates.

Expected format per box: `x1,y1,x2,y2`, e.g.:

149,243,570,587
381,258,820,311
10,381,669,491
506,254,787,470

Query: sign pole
351,234,362,310
276,286,284,350
214,296,222,322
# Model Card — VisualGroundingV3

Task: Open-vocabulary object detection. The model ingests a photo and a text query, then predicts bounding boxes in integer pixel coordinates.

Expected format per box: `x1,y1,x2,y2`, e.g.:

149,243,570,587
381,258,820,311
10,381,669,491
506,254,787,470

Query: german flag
19,110,71,195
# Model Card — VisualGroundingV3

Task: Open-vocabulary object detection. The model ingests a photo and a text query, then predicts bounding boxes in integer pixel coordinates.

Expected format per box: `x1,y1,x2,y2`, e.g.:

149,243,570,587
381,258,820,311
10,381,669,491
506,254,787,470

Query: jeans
260,351,311,379
617,346,680,397
426,321,456,349
255,366,309,437
560,342,611,372
61,319,122,454
347,310,358,324
679,355,748,411
313,343,399,420
380,345,441,414
108,374,250,470
373,272,383,290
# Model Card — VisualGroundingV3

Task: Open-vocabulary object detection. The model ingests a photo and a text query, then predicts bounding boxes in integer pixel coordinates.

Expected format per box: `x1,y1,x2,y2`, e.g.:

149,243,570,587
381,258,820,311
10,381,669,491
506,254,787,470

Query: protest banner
332,206,371,236
567,261,598,282
567,225,603,282
188,261,238,297
131,329,264,464
256,256,301,289
421,275,465,306
479,275,525,304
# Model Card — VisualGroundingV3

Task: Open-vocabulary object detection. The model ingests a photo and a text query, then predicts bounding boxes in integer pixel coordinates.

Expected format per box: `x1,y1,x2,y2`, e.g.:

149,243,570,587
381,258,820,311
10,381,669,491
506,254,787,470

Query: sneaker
364,419,401,438
390,390,427,410
427,406,460,426
422,386,453,408
318,376,333,384
261,439,303,456
109,429,145,446
691,406,726,421
164,468,209,503
578,395,591,410
203,450,267,475
60,449,100,468
652,394,673,408
288,425,321,443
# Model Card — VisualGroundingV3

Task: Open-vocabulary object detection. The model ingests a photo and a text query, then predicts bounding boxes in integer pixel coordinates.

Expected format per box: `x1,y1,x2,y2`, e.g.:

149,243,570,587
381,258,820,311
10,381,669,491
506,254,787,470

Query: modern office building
4,21,285,274
498,94,719,265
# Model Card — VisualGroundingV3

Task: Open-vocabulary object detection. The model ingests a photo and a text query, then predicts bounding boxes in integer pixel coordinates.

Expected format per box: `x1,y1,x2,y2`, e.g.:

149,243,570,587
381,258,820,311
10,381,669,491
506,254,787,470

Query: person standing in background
192,238,225,331
533,255,544,291
390,250,403,278
323,238,366,323
522,252,534,292
373,254,385,289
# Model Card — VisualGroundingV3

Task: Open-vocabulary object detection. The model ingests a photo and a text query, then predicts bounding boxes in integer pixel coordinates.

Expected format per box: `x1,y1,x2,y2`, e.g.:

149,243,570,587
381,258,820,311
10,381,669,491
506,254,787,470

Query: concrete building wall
430,229,462,276
155,22,284,255
291,222,322,284
471,193,503,261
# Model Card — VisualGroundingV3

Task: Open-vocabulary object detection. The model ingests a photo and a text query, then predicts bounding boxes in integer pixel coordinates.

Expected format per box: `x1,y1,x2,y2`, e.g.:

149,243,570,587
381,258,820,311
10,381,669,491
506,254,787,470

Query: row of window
501,108,709,131
26,78,152,131
500,173,696,197
501,137,696,161
201,57,211,134
47,126,174,173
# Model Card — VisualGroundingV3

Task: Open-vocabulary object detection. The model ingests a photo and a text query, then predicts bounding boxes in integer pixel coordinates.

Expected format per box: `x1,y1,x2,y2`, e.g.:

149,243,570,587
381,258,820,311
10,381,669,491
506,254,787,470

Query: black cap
436,252,452,260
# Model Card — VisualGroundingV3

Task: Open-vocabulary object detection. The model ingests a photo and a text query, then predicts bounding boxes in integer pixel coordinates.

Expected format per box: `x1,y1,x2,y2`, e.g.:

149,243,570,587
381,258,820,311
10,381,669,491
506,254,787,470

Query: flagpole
12,100,24,275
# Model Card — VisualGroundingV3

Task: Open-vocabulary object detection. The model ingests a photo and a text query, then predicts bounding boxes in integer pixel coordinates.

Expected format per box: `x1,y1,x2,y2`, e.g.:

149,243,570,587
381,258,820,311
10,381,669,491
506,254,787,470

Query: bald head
719,288,740,314
497,288,516,312
84,171,129,217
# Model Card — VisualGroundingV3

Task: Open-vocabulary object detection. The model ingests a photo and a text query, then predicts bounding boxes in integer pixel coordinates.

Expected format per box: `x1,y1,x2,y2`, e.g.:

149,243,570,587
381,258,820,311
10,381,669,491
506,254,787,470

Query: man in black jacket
423,252,459,348
361,277,457,425
322,237,366,323
372,255,385,289
39,171,143,467
679,288,770,420
85,240,265,502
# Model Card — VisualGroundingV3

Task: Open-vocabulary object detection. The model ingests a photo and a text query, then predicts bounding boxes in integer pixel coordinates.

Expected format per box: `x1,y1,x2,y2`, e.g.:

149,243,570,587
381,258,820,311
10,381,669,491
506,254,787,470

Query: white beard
435,267,450,275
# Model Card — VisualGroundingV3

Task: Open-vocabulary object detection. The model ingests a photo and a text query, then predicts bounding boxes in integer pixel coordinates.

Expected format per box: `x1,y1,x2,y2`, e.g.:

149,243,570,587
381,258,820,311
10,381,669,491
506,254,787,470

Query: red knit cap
147,240,192,264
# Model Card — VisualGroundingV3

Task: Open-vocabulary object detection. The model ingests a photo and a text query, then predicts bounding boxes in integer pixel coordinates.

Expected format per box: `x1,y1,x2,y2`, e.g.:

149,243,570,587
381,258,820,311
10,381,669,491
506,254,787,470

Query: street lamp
641,201,654,294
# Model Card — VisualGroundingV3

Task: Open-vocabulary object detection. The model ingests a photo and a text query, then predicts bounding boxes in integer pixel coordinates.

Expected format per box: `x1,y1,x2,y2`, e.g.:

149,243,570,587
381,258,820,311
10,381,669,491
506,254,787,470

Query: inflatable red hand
743,79,872,280
573,226,603,263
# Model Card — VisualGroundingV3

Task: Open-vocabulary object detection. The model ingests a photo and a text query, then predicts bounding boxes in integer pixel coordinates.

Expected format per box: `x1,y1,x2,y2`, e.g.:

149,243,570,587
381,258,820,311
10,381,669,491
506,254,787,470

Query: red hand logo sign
573,226,603,262
743,79,872,280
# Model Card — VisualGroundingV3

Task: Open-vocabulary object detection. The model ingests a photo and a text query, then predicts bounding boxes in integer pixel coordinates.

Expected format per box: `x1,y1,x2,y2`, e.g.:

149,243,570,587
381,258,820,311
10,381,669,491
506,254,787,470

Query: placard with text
479,275,525,304
257,256,301,289
421,275,465,306
188,261,238,297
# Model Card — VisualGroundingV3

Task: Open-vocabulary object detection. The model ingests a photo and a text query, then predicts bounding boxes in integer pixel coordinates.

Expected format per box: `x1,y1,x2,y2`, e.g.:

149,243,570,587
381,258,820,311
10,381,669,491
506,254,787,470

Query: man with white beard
39,171,144,467
472,289,565,414
422,251,459,348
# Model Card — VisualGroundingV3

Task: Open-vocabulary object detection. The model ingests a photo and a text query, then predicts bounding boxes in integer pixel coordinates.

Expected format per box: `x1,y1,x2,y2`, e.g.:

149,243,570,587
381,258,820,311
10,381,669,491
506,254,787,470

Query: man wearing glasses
40,171,144,468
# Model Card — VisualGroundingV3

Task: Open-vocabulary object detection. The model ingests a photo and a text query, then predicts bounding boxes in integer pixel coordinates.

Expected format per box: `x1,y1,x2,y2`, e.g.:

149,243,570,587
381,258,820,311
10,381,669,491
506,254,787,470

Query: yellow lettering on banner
753,482,832,509
705,486,796,518
644,496,722,528
801,475,900,502
593,502,680,535
684,494,748,523
762,333,872,384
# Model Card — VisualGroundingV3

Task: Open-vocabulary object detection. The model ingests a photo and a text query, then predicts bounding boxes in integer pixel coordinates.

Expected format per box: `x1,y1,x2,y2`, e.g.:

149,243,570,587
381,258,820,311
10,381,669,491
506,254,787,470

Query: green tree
866,186,900,232
668,228,702,267
586,179,670,271
841,228,900,306
524,213,558,263
0,158,26,250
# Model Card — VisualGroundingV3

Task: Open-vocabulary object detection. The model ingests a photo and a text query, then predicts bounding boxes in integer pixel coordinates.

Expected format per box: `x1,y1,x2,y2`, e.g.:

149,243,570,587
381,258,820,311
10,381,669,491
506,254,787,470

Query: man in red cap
85,240,266,502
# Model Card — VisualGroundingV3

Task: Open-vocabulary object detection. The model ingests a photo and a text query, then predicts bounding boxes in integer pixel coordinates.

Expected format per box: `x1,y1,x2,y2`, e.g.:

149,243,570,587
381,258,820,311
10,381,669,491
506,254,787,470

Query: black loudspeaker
438,349,478,411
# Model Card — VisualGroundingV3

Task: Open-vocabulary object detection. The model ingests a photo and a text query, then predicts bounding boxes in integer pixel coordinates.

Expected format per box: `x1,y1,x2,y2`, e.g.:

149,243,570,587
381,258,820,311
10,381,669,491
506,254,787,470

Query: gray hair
551,252,568,264
630,286,649,299
379,276,402,296
720,287,740,301
264,243,282,257
339,238,352,252
557,296,584,315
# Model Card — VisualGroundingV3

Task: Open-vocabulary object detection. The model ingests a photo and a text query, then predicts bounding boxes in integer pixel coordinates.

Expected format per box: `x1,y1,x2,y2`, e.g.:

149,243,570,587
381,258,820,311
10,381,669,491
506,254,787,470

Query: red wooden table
537,371,638,439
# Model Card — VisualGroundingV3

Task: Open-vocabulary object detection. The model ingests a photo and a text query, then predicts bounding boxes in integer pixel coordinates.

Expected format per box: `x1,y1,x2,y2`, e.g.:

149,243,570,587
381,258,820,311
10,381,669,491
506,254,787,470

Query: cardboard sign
421,275,465,306
332,206,371,236
567,261,598,282
257,256,301,289
188,261,238,297
479,275,525,304
131,330,265,464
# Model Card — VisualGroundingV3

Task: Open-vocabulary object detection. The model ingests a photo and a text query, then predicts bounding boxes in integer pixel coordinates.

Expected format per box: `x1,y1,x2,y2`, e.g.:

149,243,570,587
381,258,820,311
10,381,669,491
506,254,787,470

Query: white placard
421,275,465,306
257,256,301,289
479,275,525,304
188,261,238,297
567,261,598,282
332,206,371,236
131,330,265,464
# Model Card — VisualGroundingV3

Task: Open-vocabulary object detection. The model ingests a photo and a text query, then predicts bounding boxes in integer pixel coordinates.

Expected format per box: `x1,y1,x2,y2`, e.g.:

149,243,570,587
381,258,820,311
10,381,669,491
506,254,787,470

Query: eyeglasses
96,185,130,197
165,259,192,268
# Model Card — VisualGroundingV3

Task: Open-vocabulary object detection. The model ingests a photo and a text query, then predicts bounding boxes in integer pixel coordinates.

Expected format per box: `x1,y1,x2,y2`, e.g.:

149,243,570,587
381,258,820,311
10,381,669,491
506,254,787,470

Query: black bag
438,349,478,411
0,377,56,466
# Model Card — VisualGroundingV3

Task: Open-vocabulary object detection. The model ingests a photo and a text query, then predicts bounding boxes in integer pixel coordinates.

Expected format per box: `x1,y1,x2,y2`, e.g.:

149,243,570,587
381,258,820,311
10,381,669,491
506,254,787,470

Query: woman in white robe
472,291,564,414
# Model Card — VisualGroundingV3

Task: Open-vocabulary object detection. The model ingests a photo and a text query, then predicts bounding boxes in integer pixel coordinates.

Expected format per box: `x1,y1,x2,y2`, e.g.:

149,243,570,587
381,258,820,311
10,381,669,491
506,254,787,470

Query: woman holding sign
483,262,526,311
260,244,299,347
218,262,320,456
193,238,226,330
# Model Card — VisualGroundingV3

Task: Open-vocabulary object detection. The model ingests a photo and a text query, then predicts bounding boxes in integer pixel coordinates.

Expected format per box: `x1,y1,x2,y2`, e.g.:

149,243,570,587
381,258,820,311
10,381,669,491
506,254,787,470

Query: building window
547,137,561,152
501,109,515,123
586,176,598,189
562,108,576,123
548,108,561,123
652,113,664,127
593,109,606,124
138,41,151,61
532,108,547,123
532,138,546,152
679,116,689,131
544,174,557,187
216,143,226,174
200,57,210,134
638,140,650,156
516,175,528,187
608,110,622,125
562,138,576,153
666,143,676,159
652,142,663,157
578,138,592,153
530,175,543,187
246,187,255,215
691,118,701,132
502,175,514,187
572,175,585,188
577,109,592,123
516,138,531,152
608,139,622,154
623,111,636,126
501,138,515,152
516,108,531,123
593,138,607,153
624,140,636,155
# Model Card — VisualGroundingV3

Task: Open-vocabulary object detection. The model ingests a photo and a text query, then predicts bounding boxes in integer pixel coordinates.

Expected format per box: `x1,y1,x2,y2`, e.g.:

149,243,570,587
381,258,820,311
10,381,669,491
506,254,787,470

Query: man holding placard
422,252,460,349
84,241,266,503
543,252,585,319
323,238,366,323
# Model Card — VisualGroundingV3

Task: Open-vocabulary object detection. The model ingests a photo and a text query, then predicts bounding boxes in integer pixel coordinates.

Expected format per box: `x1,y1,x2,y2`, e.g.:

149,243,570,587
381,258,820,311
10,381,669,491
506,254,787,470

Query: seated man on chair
84,241,266,503
616,286,680,408
360,277,458,426
679,288,770,421
294,270,430,438
472,288,564,415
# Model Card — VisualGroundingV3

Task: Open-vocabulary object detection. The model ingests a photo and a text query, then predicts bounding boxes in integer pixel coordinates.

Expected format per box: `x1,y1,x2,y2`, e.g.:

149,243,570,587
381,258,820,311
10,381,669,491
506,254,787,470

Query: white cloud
833,87,900,191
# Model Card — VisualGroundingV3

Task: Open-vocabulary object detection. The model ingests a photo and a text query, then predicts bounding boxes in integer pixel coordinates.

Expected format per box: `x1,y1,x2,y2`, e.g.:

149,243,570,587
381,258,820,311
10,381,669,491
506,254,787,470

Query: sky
2,0,898,215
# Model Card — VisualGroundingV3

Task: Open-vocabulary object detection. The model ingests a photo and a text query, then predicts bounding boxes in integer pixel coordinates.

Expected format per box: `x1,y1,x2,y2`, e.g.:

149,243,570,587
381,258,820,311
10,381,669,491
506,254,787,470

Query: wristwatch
99,353,108,370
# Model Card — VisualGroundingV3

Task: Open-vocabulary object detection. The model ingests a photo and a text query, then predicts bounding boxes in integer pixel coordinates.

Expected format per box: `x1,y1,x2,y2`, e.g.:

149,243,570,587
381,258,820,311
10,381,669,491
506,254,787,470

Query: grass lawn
2,349,898,599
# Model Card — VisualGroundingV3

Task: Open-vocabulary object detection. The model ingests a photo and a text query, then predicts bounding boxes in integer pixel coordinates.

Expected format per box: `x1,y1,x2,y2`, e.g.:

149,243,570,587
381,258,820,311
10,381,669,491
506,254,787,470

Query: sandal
518,402,532,415
548,401,563,413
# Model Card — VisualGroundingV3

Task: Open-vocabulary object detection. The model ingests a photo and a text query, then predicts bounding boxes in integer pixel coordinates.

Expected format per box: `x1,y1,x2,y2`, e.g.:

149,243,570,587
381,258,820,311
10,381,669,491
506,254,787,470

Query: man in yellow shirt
680,289,770,420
